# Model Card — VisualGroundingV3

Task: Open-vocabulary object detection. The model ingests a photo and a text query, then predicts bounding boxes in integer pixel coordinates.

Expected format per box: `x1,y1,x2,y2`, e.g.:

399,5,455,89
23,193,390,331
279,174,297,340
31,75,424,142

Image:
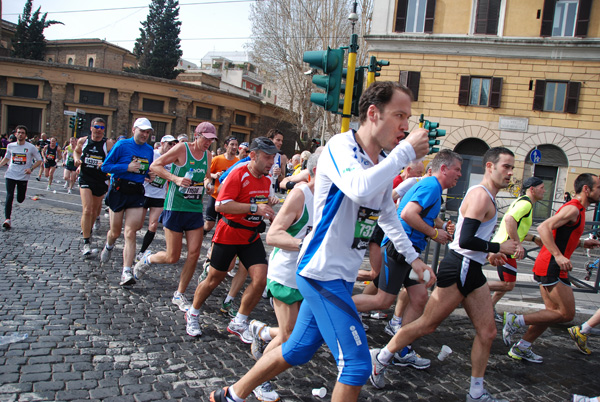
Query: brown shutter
395,0,408,33
565,82,581,114
424,0,436,33
533,80,546,111
540,0,556,37
475,0,501,35
399,71,421,101
489,77,503,108
575,0,592,37
458,76,471,106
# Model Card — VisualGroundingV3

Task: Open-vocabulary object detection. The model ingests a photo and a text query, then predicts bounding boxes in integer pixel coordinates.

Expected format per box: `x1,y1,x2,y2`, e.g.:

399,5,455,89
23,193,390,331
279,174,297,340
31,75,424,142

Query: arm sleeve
459,217,501,253
101,143,129,174
378,187,419,264
327,140,417,205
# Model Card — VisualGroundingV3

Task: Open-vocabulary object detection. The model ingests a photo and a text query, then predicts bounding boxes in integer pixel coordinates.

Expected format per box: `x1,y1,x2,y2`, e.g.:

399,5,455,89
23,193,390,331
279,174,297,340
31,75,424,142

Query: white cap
133,117,153,130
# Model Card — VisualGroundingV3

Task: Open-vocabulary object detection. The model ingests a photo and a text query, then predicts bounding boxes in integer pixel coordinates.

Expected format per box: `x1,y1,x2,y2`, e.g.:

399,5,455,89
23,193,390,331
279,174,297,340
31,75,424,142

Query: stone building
368,0,600,218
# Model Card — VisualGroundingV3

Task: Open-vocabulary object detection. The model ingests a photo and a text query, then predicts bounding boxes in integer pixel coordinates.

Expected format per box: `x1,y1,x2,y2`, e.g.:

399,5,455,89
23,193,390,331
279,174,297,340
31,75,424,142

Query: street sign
76,108,86,115
63,110,76,116
530,149,542,164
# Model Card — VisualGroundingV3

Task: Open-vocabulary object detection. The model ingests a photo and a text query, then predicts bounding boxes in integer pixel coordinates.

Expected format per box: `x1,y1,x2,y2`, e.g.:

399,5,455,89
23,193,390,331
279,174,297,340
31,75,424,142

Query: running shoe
100,244,113,264
391,349,430,369
508,344,543,363
135,252,143,263
82,243,92,256
3,219,11,229
253,381,279,401
198,260,210,283
568,326,591,355
186,310,202,337
172,292,192,312
502,312,521,346
369,348,389,389
119,270,136,286
466,390,509,402
573,395,595,402
133,251,152,280
384,320,401,336
220,298,238,318
63,182,68,188
67,189,72,194
93,219,100,232
47,185,51,191
209,387,234,402
494,310,503,323
36,177,40,181
227,319,252,344
249,319,268,360
370,311,388,320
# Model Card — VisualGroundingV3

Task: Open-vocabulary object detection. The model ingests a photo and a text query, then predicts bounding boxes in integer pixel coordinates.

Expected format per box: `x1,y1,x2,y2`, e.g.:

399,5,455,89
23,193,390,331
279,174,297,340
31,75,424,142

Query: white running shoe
119,270,135,286
82,243,92,256
133,251,152,279
172,292,192,312
252,381,280,402
186,310,202,337
100,245,113,264
227,319,252,344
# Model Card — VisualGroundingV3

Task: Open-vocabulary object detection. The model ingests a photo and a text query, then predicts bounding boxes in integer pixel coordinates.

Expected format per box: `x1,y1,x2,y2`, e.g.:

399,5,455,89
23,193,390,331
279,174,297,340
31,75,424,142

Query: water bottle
0,332,28,346
179,168,194,193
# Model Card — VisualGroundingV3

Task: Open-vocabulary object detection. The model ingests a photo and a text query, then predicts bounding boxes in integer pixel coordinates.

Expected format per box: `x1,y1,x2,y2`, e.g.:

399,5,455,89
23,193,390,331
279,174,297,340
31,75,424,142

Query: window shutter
575,0,592,37
408,71,421,101
489,77,503,108
540,0,556,37
475,0,501,35
424,0,436,33
458,76,471,106
394,0,408,33
533,80,546,111
565,82,581,114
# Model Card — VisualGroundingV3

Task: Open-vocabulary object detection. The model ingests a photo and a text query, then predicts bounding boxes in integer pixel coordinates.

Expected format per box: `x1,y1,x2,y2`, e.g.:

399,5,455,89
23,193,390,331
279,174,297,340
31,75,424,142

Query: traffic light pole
341,34,358,133
367,56,376,87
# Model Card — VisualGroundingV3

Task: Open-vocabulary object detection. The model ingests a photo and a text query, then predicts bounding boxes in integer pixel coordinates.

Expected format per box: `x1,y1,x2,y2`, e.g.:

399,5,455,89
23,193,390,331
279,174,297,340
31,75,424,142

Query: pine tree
12,0,62,60
129,0,183,79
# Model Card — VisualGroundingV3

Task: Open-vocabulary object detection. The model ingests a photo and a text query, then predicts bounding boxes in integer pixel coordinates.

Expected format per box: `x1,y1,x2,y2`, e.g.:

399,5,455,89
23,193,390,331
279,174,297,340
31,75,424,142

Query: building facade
368,0,600,217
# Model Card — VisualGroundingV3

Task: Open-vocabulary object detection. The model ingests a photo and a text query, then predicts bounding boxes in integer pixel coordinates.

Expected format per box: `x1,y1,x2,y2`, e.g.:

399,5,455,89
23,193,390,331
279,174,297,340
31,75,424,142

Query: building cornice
366,34,600,61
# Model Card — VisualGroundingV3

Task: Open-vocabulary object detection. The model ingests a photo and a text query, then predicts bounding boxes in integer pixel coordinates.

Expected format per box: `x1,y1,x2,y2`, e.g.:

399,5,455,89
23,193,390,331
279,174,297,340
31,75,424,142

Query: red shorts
496,257,517,283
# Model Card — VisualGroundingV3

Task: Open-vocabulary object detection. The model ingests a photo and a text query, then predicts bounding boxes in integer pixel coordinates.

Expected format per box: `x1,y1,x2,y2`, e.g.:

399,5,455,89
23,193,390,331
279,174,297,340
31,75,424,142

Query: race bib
352,206,380,250
47,153,55,161
180,181,204,200
132,156,150,175
149,176,167,189
84,155,103,168
245,195,269,222
12,153,27,165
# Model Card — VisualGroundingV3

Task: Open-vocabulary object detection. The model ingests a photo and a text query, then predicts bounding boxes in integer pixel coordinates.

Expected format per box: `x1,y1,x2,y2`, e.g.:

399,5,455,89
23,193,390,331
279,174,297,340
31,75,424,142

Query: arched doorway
525,144,569,219
447,138,490,211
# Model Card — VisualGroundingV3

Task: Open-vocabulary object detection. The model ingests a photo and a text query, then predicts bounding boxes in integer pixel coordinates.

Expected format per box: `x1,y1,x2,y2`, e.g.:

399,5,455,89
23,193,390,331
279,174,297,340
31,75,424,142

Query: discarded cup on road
438,345,452,361
312,387,327,398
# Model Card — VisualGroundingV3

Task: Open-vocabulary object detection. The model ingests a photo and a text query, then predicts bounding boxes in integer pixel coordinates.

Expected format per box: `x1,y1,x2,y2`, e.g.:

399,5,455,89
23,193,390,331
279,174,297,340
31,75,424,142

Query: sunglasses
93,125,105,130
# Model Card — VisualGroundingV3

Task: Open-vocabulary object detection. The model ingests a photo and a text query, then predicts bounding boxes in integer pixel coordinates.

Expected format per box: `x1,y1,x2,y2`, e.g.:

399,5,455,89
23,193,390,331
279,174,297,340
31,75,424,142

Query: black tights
5,178,28,219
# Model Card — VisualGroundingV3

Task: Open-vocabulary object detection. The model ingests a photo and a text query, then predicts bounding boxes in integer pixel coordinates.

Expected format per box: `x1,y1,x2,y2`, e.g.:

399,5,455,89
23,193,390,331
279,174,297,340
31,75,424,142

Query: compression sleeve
459,217,501,253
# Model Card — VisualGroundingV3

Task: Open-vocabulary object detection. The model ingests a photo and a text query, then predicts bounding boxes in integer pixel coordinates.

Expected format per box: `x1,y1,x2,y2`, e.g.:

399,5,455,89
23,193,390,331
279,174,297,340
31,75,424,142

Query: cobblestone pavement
1,172,599,401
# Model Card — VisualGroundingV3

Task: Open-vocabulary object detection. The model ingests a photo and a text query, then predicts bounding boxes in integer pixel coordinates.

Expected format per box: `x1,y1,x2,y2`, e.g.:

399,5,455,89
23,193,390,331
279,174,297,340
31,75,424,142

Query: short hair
307,151,321,178
225,137,238,145
358,81,413,123
574,173,598,194
266,129,283,139
483,146,514,166
430,149,462,173
91,117,105,125
15,125,28,134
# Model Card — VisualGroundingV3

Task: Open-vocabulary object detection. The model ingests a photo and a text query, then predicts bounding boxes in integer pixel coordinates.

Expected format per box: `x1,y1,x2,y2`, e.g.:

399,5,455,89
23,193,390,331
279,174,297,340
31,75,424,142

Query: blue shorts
105,187,144,212
159,210,204,233
281,275,371,386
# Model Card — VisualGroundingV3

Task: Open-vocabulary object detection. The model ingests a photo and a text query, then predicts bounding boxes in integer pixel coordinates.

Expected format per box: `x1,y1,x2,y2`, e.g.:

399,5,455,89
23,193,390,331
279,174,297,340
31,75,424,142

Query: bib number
84,156,103,168
132,156,150,175
181,182,204,200
12,153,26,165
149,176,166,188
352,206,380,250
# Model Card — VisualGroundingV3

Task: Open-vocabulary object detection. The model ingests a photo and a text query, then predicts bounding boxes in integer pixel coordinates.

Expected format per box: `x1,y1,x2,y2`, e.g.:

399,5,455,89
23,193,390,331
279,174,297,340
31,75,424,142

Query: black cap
523,177,544,190
250,137,278,155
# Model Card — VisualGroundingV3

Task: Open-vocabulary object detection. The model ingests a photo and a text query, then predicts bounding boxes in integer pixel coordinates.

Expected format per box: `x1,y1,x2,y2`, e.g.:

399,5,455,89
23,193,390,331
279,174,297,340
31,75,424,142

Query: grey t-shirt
5,141,42,181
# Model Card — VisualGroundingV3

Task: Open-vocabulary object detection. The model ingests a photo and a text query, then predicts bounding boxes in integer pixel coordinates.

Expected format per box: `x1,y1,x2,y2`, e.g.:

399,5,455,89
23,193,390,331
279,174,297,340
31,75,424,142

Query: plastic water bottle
0,332,28,346
179,168,194,193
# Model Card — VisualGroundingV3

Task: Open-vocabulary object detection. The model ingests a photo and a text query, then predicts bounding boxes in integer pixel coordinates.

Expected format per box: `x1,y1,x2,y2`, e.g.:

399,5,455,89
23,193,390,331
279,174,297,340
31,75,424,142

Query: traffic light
77,117,84,130
368,56,390,77
69,116,76,129
342,66,366,116
303,47,345,112
420,114,446,154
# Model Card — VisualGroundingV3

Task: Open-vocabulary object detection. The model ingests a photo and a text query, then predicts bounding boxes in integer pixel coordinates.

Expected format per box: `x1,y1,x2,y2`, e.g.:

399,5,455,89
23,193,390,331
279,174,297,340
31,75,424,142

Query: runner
62,137,78,194
266,129,288,193
0,125,42,229
99,118,154,286
369,147,518,402
74,117,113,256
35,132,48,182
132,124,215,310
41,137,62,191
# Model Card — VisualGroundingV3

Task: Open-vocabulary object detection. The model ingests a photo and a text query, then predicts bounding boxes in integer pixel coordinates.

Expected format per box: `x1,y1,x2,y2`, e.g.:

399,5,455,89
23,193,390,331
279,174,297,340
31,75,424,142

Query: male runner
370,147,519,402
488,176,545,321
266,129,288,192
63,137,78,194
35,132,48,181
41,137,61,190
74,118,113,256
100,118,154,286
210,81,430,402
0,125,42,229
186,137,278,339
133,124,215,310
238,142,249,159
502,173,600,363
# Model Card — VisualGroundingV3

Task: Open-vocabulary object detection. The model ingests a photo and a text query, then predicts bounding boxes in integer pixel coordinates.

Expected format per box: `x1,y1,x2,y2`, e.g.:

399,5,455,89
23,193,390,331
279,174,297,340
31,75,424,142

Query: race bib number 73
352,206,380,250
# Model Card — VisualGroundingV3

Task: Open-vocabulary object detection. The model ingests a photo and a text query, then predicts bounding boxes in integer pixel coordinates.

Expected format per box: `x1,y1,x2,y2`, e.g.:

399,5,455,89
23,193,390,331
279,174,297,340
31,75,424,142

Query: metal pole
341,34,358,133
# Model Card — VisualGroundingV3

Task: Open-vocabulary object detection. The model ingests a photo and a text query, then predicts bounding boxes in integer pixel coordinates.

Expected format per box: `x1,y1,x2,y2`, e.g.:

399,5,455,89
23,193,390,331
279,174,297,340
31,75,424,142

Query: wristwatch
250,202,258,213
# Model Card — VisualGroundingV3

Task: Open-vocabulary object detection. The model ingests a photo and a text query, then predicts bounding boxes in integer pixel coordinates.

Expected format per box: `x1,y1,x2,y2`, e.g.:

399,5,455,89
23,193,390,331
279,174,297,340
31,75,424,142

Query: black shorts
143,196,164,209
159,210,204,233
533,273,571,287
374,242,420,295
369,223,385,245
65,162,77,172
44,160,56,169
105,187,145,212
436,249,487,297
205,196,220,222
210,239,267,272
79,176,108,197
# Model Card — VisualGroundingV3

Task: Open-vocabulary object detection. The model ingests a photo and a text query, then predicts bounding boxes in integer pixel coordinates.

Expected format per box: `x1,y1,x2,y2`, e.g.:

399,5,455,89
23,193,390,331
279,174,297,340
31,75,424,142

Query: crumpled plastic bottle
0,332,28,346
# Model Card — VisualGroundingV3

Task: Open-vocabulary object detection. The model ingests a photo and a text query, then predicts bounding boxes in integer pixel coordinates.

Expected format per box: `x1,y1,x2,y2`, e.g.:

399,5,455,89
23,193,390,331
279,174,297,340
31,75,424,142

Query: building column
116,91,133,136
48,82,67,144
175,100,191,135
220,108,233,142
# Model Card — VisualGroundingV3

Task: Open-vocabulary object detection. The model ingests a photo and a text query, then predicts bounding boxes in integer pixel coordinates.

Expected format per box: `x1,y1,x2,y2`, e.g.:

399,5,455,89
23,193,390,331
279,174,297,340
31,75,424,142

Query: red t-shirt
213,164,271,245
393,174,403,188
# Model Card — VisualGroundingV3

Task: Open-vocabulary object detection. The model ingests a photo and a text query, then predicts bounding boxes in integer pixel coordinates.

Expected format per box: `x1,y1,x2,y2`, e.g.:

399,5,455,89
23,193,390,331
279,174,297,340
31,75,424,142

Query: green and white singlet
163,143,208,212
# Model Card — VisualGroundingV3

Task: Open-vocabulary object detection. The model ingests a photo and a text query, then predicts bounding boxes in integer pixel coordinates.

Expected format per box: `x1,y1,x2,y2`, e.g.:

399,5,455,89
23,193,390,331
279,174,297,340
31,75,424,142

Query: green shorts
267,278,303,305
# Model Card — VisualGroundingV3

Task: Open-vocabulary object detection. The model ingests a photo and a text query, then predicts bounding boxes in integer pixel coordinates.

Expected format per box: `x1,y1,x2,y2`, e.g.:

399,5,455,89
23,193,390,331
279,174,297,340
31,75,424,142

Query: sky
3,0,254,65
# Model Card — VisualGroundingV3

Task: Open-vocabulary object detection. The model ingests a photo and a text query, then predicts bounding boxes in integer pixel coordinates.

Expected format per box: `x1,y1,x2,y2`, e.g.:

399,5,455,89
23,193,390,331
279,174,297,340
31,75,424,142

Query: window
67,58,74,65
88,58,94,68
149,120,167,138
235,113,247,126
533,80,581,113
399,71,420,101
394,0,436,33
79,90,104,106
540,0,592,37
142,98,165,113
268,90,271,98
475,0,501,34
47,58,53,62
13,83,39,98
458,76,503,108
195,106,213,120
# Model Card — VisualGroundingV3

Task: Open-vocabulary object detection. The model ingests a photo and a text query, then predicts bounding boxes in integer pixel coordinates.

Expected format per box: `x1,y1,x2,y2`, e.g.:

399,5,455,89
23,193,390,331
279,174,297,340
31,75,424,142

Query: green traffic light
303,47,345,112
